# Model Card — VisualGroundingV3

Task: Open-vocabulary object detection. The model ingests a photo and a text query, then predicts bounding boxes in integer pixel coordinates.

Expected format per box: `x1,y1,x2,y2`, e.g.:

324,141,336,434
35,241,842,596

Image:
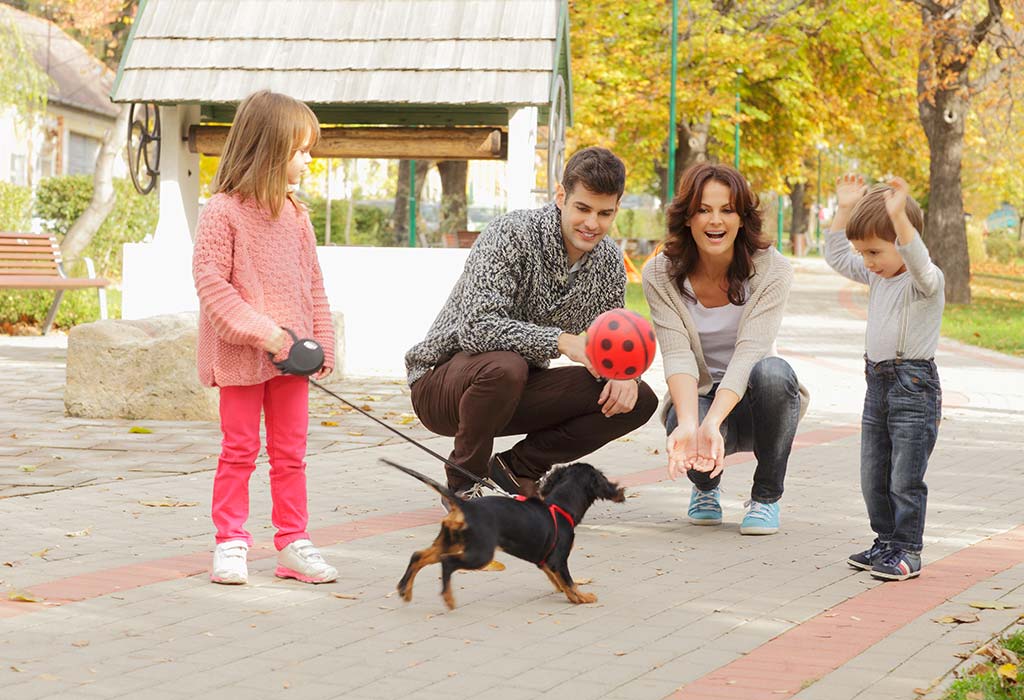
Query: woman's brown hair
211,90,320,218
663,162,770,305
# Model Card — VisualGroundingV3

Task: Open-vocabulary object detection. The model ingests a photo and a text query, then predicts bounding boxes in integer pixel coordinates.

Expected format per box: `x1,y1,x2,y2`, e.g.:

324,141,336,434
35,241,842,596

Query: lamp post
667,0,679,204
408,159,417,247
815,144,824,248
734,68,743,169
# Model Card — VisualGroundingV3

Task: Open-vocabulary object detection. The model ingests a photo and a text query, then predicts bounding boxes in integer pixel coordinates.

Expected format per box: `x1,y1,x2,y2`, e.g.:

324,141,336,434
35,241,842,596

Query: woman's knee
749,357,798,397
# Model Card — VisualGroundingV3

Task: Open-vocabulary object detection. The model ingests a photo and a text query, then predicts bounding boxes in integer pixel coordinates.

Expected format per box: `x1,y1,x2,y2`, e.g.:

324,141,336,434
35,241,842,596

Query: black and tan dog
384,459,625,609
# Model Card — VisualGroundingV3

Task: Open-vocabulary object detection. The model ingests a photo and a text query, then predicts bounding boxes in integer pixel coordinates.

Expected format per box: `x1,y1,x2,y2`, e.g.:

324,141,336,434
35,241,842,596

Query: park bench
0,231,109,334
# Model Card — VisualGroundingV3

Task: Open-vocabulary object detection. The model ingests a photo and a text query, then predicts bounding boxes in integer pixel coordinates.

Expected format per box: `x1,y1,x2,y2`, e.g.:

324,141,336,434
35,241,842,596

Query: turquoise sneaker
740,500,779,535
687,486,722,525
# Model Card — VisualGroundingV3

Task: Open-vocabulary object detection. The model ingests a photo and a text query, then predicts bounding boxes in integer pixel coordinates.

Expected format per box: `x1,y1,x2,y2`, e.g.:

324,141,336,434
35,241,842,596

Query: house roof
110,0,572,126
0,4,119,119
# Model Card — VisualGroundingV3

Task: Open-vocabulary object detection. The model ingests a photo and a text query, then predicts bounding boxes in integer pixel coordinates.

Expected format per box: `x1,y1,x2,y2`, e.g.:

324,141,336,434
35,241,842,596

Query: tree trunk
788,181,809,254
918,84,971,304
61,103,130,265
392,159,431,246
436,161,468,237
656,114,711,206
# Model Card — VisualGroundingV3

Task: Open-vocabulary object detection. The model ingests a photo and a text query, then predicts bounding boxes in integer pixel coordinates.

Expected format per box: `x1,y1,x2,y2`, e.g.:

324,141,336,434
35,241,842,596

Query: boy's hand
558,332,598,377
835,173,867,211
884,176,910,221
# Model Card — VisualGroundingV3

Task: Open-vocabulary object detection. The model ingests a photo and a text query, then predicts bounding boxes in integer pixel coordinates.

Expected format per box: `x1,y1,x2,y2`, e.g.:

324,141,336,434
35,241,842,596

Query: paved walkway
2,258,1023,700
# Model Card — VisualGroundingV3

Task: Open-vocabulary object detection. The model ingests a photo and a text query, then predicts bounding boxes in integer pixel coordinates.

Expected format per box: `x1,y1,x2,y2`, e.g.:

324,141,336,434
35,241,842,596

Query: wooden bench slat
0,251,63,260
0,260,60,268
0,270,62,277
0,276,108,289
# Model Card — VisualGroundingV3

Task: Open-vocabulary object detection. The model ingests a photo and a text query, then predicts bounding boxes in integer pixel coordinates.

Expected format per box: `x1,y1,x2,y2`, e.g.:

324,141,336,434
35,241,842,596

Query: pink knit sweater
192,193,335,388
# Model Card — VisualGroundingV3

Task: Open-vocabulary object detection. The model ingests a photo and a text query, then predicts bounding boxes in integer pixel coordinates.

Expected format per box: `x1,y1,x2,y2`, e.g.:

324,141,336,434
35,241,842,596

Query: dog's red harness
514,495,575,568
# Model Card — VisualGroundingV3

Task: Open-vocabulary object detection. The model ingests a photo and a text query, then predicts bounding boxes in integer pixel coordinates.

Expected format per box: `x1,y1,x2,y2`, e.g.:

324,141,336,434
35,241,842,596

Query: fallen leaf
935,613,980,625
954,652,972,659
850,616,861,621
481,560,506,572
138,500,198,508
71,640,90,648
283,681,290,689
320,421,339,427
397,413,417,424
128,426,152,434
10,666,23,672
969,601,1018,610
912,689,928,696
18,465,37,473
331,593,359,600
65,529,91,538
2,562,13,567
346,431,364,437
615,651,629,657
979,645,1020,665
998,663,1017,682
576,577,593,585
30,548,50,559
8,589,43,603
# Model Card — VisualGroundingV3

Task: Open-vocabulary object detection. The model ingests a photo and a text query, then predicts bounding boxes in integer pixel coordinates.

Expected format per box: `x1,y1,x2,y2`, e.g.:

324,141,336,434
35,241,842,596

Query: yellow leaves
18,465,37,473
128,426,152,434
998,663,1018,683
320,420,339,427
139,500,198,508
331,593,359,600
481,560,506,572
65,528,91,538
31,548,51,559
969,600,1018,610
7,589,43,603
934,613,979,624
396,413,417,425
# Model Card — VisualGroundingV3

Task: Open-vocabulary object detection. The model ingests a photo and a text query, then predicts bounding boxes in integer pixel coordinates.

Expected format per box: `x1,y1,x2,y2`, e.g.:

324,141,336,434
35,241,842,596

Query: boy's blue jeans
861,357,941,553
665,357,801,503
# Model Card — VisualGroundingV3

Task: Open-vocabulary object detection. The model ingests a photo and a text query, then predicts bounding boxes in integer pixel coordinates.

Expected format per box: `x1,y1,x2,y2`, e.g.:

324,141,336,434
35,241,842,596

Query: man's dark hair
561,147,626,199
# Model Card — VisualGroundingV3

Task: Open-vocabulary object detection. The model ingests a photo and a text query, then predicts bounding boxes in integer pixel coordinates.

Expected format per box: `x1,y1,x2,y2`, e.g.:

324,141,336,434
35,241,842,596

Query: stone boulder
65,312,345,421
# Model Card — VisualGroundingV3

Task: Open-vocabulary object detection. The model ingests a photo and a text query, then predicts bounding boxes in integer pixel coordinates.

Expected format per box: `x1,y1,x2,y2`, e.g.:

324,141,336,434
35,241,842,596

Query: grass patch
625,281,650,320
942,630,1024,700
942,274,1024,357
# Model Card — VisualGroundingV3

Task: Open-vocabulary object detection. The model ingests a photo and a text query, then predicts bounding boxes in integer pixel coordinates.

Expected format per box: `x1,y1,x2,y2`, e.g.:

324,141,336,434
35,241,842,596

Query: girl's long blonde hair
211,90,320,218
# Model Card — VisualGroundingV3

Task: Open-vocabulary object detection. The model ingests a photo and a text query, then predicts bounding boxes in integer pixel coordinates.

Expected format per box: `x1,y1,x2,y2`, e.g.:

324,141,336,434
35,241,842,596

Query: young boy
825,173,944,581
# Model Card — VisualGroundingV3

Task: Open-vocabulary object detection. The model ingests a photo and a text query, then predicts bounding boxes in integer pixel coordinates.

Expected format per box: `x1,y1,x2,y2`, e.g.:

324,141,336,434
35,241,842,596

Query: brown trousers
410,351,658,490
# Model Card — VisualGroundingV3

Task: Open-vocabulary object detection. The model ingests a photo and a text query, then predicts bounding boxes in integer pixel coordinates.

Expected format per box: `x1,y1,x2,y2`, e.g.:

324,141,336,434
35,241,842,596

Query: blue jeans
861,357,941,553
665,357,801,503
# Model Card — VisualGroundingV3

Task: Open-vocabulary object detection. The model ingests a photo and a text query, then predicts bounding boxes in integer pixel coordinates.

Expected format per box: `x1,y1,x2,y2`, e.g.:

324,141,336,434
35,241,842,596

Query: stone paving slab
1,258,1024,699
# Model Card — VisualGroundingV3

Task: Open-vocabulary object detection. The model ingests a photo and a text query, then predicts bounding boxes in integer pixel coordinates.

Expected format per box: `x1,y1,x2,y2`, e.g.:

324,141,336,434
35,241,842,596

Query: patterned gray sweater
405,202,626,385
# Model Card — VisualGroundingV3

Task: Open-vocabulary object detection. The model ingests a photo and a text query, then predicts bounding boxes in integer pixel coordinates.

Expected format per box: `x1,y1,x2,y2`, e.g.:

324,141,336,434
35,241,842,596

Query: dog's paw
575,591,597,604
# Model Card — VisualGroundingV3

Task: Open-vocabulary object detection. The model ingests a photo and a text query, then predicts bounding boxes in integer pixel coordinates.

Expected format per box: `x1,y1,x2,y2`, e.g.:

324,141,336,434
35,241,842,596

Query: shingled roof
111,0,572,126
1,4,118,119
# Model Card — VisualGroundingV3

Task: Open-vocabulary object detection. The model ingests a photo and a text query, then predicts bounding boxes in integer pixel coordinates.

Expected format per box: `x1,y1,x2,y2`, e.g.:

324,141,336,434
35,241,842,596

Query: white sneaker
211,540,249,584
275,539,337,584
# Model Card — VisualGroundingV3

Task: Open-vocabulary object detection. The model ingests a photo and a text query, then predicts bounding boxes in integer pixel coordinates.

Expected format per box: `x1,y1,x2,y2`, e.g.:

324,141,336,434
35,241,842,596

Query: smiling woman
641,163,808,536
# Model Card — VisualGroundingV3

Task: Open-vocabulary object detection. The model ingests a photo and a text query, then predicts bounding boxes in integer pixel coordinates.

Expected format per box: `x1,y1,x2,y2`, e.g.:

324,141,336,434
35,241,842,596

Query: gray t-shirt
825,229,945,362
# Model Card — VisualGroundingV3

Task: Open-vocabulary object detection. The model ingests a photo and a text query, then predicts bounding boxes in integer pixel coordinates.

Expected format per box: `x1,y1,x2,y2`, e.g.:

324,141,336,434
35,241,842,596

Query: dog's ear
591,467,625,502
540,465,569,499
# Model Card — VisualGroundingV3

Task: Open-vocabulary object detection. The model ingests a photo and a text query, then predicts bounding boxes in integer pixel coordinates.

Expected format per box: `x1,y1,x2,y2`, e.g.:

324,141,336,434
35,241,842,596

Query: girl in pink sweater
192,90,337,586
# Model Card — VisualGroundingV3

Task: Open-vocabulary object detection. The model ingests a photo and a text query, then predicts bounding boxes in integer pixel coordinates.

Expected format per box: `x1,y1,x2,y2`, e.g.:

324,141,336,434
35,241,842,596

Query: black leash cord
308,379,499,492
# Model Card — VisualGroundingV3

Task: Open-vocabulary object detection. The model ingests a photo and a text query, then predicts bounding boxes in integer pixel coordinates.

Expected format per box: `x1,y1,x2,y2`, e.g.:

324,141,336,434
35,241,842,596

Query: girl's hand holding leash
264,327,288,354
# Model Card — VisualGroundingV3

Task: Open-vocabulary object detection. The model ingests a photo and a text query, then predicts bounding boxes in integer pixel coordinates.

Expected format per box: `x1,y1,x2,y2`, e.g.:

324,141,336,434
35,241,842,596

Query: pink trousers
212,375,310,551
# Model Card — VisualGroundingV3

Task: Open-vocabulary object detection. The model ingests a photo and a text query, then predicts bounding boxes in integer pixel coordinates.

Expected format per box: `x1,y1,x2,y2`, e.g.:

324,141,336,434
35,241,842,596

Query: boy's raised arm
824,173,871,284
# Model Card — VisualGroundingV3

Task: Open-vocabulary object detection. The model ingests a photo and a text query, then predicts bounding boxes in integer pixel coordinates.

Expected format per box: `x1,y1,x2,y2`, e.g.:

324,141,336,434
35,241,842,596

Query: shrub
966,223,987,265
0,181,33,231
985,231,1021,264
34,175,158,278
306,197,394,246
1,176,154,331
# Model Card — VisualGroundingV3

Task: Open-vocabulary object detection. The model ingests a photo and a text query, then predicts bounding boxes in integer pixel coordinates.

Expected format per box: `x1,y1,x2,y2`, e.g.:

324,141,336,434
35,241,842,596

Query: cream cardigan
641,247,809,423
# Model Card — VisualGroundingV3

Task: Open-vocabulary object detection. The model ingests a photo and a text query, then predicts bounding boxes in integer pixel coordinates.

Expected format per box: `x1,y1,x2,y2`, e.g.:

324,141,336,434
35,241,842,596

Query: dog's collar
514,496,576,566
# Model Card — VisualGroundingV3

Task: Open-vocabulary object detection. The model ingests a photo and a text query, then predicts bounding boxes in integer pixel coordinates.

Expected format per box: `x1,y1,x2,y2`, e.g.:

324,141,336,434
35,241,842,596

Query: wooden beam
188,126,507,160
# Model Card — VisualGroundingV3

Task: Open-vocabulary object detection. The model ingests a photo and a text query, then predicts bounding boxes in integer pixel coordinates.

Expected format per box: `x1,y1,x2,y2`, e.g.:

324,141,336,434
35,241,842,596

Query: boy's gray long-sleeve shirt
405,203,626,386
825,228,945,362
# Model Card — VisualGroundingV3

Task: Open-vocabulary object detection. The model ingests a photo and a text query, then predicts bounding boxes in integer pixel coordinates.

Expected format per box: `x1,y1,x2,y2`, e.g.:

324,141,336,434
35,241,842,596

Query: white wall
122,244,471,379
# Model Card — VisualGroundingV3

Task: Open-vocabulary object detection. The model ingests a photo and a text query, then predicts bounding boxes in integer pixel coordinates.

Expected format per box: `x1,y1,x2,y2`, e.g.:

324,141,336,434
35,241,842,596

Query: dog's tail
381,458,461,509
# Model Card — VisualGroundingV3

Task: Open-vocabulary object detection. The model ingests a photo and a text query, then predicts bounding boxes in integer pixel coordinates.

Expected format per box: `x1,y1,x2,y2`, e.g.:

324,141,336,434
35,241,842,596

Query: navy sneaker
870,548,921,581
848,540,891,571
687,486,722,525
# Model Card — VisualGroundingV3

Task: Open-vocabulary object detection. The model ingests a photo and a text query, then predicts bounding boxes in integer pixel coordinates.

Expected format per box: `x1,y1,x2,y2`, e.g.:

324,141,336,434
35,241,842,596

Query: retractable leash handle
308,379,505,495
268,327,325,376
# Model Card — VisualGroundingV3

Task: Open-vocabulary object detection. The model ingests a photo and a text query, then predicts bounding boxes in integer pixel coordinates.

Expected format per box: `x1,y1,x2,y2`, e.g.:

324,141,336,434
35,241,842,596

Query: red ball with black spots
585,309,657,381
